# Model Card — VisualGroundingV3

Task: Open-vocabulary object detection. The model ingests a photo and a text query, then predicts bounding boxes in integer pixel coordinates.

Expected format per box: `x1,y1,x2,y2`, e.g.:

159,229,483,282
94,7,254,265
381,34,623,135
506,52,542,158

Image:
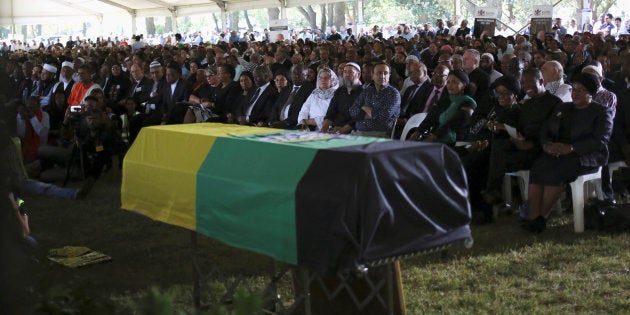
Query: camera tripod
63,132,85,186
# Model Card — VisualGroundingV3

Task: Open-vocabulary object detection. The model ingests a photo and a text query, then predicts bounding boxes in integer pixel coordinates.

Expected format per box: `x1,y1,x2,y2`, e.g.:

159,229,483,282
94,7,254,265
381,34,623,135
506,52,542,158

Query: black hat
492,75,521,96
572,72,599,95
449,69,469,85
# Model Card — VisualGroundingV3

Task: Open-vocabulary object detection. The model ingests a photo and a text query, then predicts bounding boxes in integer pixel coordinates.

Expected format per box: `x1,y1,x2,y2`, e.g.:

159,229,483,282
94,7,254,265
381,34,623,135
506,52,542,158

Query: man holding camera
38,96,125,182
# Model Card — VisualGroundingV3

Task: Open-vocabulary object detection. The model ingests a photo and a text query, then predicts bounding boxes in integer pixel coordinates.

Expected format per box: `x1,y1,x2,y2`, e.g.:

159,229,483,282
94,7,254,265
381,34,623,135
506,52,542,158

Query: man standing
552,18,567,39
349,62,400,137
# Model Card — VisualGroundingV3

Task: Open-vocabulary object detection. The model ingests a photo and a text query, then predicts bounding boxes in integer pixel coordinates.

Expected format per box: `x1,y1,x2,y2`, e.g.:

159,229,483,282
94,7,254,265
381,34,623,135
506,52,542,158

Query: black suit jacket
403,80,433,117
128,77,153,105
157,79,192,124
280,82,316,128
416,90,451,133
541,102,613,167
247,83,278,124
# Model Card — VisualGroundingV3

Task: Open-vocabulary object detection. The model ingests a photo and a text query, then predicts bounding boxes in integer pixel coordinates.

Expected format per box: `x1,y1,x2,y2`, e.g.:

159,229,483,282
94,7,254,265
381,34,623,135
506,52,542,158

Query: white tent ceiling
0,0,345,25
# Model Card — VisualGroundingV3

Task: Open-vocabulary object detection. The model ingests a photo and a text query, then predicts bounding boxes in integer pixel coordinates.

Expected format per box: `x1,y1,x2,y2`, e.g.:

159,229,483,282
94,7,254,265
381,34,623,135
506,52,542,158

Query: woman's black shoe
520,216,547,233
481,189,503,206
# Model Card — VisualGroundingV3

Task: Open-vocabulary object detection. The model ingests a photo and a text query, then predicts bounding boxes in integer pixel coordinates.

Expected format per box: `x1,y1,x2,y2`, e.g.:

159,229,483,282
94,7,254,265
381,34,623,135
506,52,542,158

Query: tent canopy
0,0,344,25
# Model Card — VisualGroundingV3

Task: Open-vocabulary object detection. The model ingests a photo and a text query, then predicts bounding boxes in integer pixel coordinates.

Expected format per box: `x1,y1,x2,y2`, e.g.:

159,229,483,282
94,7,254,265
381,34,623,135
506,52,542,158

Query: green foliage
35,280,117,315
136,287,176,315
206,289,264,315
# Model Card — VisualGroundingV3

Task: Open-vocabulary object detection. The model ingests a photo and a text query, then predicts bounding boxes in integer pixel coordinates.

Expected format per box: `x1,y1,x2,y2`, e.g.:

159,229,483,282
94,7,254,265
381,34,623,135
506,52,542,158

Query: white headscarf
311,67,339,100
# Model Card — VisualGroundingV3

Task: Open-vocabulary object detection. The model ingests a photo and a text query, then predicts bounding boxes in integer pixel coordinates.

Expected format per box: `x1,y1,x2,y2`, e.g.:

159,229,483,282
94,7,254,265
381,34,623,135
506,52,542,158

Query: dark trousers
486,138,540,193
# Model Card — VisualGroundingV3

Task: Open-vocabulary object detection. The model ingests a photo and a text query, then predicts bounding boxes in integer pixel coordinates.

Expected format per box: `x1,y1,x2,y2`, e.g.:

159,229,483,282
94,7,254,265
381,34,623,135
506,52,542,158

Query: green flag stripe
196,137,319,264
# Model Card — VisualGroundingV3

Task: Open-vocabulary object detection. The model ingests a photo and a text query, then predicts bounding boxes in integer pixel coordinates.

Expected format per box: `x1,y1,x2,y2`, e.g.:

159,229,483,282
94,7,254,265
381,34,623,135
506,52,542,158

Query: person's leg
527,184,544,220
18,179,79,200
600,163,615,201
485,138,511,194
540,185,565,217
38,145,72,169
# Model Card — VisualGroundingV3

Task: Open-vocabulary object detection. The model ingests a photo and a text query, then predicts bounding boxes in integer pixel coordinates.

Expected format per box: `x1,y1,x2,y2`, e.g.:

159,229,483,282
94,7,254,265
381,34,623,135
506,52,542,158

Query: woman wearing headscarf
297,67,339,131
420,69,477,145
103,64,130,104
523,72,612,233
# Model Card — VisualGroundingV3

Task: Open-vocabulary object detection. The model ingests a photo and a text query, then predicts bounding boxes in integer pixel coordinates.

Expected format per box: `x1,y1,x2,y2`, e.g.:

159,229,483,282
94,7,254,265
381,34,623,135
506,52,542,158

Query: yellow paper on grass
47,246,112,268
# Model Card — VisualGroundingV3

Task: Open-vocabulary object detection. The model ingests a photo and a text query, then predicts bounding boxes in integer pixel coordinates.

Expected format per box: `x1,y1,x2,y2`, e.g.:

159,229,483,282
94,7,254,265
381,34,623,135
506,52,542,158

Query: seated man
16,97,49,163
39,96,126,183
349,62,401,137
321,62,363,134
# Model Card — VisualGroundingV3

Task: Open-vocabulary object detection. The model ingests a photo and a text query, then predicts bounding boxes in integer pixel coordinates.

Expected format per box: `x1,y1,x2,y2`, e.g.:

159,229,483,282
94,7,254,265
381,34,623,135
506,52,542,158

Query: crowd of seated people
1,22,629,232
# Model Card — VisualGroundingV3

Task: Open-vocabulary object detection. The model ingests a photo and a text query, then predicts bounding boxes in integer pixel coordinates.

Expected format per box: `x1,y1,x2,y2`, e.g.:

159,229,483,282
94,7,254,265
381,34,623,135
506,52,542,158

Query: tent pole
129,12,137,36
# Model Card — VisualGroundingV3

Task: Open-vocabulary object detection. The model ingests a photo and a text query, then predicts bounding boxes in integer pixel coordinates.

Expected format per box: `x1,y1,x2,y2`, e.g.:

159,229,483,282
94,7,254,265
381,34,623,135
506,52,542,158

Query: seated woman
233,71,256,124
297,67,339,131
524,72,613,233
211,64,242,121
460,76,522,224
183,68,218,124
412,69,476,145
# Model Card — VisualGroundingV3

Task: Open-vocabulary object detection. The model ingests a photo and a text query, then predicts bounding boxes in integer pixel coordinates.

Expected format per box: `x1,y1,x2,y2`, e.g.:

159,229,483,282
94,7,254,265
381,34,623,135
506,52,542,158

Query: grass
14,174,630,314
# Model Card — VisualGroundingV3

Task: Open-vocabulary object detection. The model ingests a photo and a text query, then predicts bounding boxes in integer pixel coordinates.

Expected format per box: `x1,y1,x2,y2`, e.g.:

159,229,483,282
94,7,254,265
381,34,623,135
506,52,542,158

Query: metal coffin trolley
121,123,473,314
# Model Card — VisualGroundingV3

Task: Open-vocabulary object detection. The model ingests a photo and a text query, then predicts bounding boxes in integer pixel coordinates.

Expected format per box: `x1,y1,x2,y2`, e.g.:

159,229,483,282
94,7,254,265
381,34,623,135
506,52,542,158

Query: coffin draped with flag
121,123,471,275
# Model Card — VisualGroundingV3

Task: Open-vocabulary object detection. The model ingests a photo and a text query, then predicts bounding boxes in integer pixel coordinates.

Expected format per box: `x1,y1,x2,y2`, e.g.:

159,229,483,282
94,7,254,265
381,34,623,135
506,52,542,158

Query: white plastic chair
570,167,603,233
400,113,428,140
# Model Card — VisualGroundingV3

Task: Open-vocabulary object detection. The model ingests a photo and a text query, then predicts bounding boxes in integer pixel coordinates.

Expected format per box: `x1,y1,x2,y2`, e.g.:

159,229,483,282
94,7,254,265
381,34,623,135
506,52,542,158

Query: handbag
584,199,630,232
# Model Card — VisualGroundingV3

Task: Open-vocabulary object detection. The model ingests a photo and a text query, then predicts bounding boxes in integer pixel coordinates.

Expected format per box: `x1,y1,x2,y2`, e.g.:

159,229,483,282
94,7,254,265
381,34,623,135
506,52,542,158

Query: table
121,123,472,276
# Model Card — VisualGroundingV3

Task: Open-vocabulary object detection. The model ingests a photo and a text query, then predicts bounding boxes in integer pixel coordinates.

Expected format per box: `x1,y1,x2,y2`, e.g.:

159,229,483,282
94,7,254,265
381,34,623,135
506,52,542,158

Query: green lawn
17,176,630,314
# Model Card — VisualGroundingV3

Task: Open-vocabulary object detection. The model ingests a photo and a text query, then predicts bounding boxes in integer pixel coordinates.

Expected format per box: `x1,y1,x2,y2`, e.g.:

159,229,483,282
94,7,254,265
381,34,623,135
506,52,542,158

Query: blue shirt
350,84,401,132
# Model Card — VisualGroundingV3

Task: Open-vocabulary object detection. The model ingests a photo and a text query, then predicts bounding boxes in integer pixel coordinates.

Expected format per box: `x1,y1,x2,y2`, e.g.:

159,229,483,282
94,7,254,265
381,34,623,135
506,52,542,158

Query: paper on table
504,124,518,139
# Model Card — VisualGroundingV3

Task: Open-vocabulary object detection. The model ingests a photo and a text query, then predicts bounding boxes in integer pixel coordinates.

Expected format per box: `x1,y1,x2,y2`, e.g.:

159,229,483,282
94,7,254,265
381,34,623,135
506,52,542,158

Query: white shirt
297,93,334,131
17,110,50,144
170,80,178,96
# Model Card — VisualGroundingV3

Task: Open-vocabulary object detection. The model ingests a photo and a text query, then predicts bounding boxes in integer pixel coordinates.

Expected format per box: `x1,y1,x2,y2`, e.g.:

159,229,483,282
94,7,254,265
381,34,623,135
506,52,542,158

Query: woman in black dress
524,73,613,232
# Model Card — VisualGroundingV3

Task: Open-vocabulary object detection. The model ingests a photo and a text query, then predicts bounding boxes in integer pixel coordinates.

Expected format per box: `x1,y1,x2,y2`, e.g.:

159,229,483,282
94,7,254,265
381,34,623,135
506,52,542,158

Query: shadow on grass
19,177,630,313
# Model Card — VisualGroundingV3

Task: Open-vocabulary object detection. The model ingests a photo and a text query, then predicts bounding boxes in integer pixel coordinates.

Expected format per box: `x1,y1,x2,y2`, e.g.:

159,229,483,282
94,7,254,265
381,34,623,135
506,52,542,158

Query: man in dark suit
434,19,450,36
408,65,451,140
238,65,277,125
126,64,152,106
420,43,440,72
271,47,293,75
270,64,315,128
402,61,433,117
129,60,167,143
157,62,192,124
463,49,491,103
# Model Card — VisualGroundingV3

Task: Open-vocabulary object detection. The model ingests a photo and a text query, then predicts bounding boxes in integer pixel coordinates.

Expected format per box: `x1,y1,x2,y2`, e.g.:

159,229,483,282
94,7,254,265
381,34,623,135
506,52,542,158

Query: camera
70,105,82,113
